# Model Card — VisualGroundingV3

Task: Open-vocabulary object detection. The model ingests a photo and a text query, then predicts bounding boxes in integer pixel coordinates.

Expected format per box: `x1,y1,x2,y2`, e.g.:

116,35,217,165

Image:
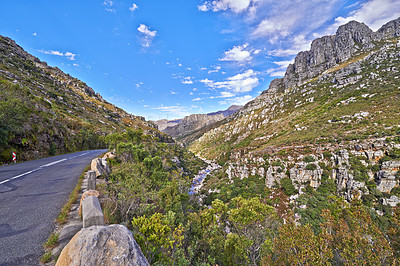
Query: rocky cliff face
155,105,242,142
266,18,400,94
190,17,400,208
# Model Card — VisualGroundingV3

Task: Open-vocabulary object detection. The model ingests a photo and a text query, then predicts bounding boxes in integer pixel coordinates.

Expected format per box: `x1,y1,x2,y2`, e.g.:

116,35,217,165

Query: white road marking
0,171,34,185
0,152,93,185
41,158,67,167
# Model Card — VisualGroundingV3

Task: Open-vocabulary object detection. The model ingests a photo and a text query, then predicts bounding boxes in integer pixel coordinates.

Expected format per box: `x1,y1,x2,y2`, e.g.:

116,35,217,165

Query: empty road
0,149,107,266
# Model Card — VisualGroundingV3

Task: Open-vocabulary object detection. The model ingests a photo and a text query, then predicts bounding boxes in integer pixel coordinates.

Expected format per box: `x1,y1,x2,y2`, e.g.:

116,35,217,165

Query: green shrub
323,151,332,159
391,186,400,196
49,142,57,156
280,177,296,196
306,163,317,170
303,155,315,163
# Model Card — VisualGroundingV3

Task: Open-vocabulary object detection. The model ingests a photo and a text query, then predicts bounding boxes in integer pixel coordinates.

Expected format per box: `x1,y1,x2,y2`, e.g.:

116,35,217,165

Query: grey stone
56,224,149,266
87,170,96,190
381,160,400,171
82,196,104,228
382,196,400,207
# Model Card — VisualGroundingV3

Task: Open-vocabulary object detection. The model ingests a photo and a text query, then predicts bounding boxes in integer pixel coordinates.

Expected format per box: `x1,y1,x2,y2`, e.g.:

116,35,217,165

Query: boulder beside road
56,224,149,266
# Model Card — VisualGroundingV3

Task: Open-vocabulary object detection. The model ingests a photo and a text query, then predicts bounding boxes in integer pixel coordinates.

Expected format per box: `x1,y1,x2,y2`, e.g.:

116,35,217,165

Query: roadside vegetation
102,130,400,265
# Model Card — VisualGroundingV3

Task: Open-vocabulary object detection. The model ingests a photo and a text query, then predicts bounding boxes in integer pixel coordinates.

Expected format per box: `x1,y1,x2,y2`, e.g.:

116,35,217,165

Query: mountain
154,105,242,142
207,105,242,117
153,119,182,131
0,35,171,163
190,18,400,203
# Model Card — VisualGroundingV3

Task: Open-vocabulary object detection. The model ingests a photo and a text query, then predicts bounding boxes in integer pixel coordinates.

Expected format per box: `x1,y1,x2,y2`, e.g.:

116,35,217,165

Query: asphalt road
0,149,107,266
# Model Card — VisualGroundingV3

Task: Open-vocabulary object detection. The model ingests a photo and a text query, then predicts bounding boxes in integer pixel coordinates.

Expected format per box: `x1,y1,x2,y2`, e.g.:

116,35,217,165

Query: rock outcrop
155,105,242,141
91,157,109,177
56,224,149,266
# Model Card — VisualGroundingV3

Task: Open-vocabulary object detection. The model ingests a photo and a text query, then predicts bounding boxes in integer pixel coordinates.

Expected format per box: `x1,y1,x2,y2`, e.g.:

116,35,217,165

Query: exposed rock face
262,18,400,94
153,119,181,131
155,105,242,140
375,160,400,193
382,195,400,207
207,105,242,117
163,113,224,139
289,163,322,188
56,224,149,266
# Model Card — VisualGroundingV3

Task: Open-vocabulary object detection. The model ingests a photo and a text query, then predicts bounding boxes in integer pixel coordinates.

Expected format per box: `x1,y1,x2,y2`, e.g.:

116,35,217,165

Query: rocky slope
0,36,170,163
190,18,400,208
155,105,241,142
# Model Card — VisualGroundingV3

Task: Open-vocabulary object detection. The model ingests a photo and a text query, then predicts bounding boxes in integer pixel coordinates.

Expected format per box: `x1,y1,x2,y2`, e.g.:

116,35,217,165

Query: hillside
0,36,171,163
189,18,400,221
191,18,400,162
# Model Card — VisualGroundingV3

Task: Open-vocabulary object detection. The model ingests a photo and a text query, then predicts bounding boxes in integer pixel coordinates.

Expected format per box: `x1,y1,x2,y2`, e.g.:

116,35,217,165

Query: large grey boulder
56,224,149,266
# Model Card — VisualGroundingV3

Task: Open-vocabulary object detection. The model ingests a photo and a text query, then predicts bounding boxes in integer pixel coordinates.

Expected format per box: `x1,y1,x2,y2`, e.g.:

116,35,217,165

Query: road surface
0,149,107,266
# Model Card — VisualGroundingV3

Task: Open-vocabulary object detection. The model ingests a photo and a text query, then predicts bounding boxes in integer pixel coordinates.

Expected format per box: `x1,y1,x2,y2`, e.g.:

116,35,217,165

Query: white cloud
200,78,214,85
208,65,221,74
170,90,176,95
266,60,293,77
219,95,254,105
104,0,116,12
152,105,190,118
267,34,311,57
181,77,194,84
137,24,157,47
202,69,259,94
32,32,37,36
231,95,254,105
137,24,156,37
64,52,76,60
198,0,257,13
252,18,291,38
198,4,209,11
129,3,138,11
192,97,202,101
38,50,76,60
328,0,400,32
220,43,252,63
220,91,235,98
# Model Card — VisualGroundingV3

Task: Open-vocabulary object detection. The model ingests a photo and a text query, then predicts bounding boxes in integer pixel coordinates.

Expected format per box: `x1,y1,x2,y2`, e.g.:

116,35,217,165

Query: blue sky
0,0,399,120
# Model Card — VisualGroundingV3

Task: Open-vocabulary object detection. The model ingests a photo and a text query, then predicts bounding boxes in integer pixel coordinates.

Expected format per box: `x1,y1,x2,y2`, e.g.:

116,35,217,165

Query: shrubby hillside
0,36,170,163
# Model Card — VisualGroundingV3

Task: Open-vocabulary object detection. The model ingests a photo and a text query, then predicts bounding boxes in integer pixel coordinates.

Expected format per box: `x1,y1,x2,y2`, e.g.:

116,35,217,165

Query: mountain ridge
154,105,242,141
0,35,170,162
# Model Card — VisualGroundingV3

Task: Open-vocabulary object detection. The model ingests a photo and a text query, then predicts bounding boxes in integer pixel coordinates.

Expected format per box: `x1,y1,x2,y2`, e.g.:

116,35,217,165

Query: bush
49,142,57,156
303,155,315,163
391,186,400,196
280,177,296,196
306,163,317,170
323,151,332,159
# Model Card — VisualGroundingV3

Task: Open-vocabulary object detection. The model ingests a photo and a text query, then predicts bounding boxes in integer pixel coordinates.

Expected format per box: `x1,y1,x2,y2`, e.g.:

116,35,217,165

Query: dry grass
56,164,90,224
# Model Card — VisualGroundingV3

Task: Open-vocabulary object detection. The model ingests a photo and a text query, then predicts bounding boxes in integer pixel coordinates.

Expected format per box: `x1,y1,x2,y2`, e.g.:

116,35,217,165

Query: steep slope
0,36,170,163
190,18,400,206
192,18,400,161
